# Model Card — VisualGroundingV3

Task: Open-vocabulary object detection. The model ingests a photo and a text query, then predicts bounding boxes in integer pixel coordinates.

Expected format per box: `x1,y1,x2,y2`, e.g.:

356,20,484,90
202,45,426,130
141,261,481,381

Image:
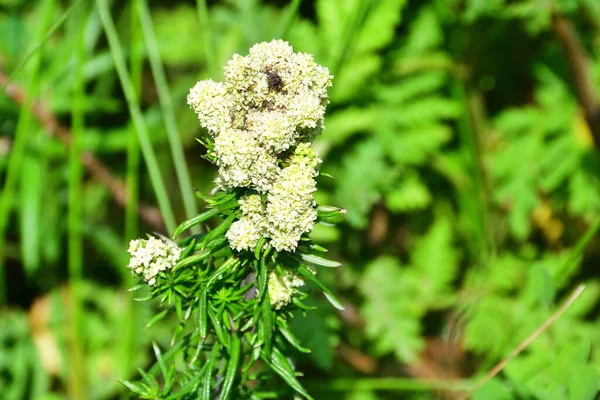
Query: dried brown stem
0,71,165,231
458,284,585,400
552,13,600,148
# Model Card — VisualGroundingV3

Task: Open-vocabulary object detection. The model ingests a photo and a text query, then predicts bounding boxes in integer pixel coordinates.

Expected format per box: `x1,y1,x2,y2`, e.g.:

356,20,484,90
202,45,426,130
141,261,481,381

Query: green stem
276,0,302,40
195,0,219,78
120,0,144,389
332,0,372,79
0,0,55,305
565,217,600,267
0,0,83,91
136,0,199,228
67,0,87,397
96,0,177,234
306,377,473,392
452,78,496,263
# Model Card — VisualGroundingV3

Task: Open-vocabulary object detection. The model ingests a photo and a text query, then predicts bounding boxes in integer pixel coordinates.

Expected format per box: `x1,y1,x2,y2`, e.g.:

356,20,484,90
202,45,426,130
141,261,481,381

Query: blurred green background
2,0,600,399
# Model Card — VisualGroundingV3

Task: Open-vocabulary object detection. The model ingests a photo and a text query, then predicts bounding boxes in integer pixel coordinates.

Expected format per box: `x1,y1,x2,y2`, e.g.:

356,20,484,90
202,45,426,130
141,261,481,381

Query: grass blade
276,0,302,40
195,0,219,78
120,0,144,392
0,0,55,304
136,1,199,229
96,0,176,234
0,0,83,91
67,0,88,397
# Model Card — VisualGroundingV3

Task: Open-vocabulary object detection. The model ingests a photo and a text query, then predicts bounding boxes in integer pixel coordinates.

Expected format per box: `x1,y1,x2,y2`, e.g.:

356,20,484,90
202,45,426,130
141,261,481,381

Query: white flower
226,218,261,251
213,128,278,192
239,194,264,223
267,269,304,310
246,109,297,153
264,155,318,252
286,142,322,171
186,80,229,134
188,40,332,253
127,237,182,286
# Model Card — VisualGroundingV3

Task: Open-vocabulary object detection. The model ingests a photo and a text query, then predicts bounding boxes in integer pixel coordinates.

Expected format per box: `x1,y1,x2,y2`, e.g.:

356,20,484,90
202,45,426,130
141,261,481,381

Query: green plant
121,40,346,399
2,1,600,399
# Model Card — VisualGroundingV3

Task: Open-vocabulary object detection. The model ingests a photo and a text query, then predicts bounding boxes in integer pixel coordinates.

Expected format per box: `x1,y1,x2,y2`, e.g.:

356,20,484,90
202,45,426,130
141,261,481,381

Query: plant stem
67,0,87,397
0,0,55,305
276,0,302,40
333,0,371,79
0,72,165,231
136,0,200,229
552,12,600,149
97,0,177,234
120,0,144,390
452,78,496,263
195,0,219,78
306,377,473,392
458,283,586,400
0,0,82,91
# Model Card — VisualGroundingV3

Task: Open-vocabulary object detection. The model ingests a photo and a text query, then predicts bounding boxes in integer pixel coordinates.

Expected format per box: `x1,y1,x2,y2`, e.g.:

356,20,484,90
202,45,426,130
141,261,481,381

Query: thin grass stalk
195,0,219,78
0,0,55,305
0,0,83,91
276,0,302,40
119,0,144,390
67,0,88,397
96,0,177,234
332,0,372,79
451,79,496,263
307,377,473,392
136,0,199,229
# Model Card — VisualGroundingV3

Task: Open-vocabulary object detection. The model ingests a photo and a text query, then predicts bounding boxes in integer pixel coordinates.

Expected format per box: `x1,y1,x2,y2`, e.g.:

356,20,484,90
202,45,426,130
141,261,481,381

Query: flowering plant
121,40,345,399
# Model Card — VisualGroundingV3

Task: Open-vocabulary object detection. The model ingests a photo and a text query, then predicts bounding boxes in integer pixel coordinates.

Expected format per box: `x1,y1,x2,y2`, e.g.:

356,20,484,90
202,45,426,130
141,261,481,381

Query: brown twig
0,71,165,231
458,284,586,400
552,13,600,148
336,342,377,374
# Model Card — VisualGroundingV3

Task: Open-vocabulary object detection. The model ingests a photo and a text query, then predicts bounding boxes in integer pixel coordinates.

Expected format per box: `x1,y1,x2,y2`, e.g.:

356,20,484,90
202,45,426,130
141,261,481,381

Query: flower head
127,237,182,286
188,40,332,252
186,79,229,134
267,269,305,310
226,218,262,252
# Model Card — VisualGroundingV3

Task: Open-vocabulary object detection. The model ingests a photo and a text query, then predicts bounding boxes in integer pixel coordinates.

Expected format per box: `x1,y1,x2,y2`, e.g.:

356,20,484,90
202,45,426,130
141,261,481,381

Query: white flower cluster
189,40,332,252
127,237,182,286
225,143,321,252
267,269,305,310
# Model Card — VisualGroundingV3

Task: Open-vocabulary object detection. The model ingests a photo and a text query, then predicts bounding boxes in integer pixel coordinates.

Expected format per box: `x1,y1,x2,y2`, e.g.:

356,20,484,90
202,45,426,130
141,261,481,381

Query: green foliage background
1,0,600,399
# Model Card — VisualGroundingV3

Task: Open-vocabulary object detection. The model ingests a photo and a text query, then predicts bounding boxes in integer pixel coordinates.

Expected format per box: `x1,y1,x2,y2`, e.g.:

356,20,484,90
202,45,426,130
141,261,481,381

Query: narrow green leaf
208,307,229,348
96,0,176,233
202,214,237,249
118,379,149,396
254,236,267,259
278,325,311,353
297,266,345,310
173,208,219,239
276,0,302,39
198,288,209,342
299,252,341,268
1,0,83,90
146,307,171,329
152,342,168,380
195,0,219,78
261,295,274,357
201,344,220,400
262,348,314,400
172,250,211,271
218,332,242,400
180,238,197,258
137,0,199,227
257,257,268,302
